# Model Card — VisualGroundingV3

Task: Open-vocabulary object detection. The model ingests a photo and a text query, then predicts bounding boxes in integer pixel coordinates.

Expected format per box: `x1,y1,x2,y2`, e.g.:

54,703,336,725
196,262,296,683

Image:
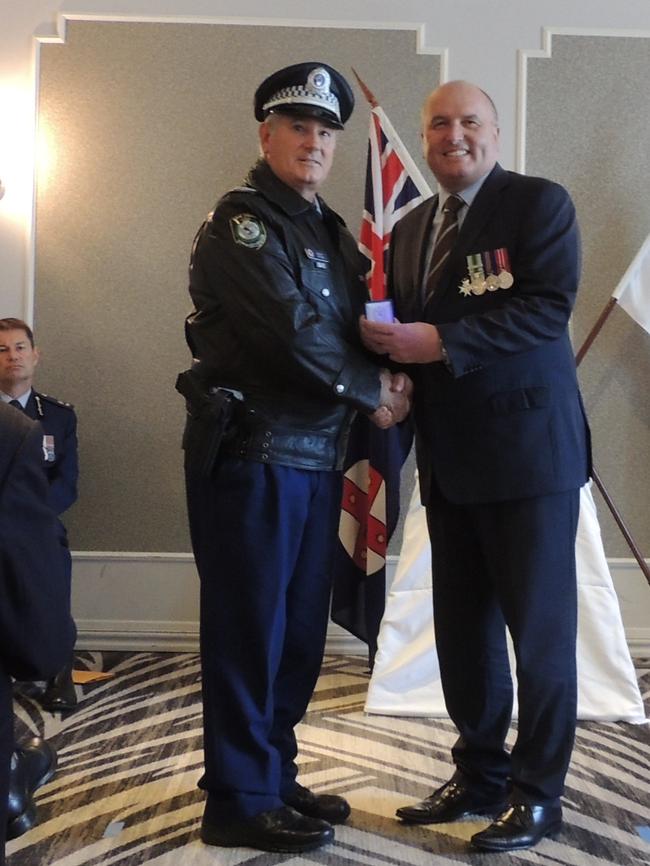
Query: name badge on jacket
43,435,56,462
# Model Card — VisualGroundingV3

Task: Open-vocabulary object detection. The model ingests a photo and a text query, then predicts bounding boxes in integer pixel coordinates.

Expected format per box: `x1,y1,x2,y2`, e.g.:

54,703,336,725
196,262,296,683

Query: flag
331,92,432,661
612,233,650,335
359,105,433,298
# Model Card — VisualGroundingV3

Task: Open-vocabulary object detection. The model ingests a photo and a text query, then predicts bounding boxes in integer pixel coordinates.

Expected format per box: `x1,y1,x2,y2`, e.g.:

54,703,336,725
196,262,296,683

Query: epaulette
209,186,258,222
35,392,75,410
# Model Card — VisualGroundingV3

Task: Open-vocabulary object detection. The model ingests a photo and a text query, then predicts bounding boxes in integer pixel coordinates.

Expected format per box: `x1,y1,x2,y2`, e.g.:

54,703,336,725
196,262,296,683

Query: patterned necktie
9,399,24,411
424,194,464,304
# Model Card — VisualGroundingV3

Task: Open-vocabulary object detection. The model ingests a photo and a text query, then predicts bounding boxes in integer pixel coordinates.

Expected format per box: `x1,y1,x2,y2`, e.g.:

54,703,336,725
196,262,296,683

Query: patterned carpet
7,651,650,866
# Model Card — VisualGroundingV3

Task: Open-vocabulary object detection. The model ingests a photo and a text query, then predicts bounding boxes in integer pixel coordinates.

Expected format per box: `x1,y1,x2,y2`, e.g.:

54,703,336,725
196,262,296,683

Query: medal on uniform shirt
495,247,514,288
43,434,55,462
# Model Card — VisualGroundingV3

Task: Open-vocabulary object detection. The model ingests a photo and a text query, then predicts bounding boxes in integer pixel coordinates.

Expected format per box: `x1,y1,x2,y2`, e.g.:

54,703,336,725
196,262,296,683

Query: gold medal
486,274,500,291
471,275,487,296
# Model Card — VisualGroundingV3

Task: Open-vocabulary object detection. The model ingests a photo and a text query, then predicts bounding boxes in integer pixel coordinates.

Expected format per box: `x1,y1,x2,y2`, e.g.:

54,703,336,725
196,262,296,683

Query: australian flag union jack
331,92,432,659
359,105,432,299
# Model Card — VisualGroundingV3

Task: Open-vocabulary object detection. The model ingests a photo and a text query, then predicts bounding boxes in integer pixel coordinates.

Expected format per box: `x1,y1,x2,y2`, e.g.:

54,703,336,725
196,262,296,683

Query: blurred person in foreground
0,401,76,862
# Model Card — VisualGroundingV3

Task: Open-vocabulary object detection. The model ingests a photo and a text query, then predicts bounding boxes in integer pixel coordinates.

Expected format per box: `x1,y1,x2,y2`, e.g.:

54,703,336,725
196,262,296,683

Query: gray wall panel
34,20,439,551
526,34,650,555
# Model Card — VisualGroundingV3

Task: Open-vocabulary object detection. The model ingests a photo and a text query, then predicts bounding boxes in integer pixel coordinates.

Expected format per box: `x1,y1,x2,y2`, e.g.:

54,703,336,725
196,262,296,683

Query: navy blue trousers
425,487,580,805
186,456,342,822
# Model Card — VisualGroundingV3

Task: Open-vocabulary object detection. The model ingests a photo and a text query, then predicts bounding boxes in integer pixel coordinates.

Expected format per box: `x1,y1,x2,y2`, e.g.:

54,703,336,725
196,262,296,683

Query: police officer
180,62,411,853
0,318,79,712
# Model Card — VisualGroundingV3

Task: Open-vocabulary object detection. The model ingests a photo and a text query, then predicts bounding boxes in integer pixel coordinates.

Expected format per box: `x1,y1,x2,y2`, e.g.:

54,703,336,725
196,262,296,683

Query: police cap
254,62,354,130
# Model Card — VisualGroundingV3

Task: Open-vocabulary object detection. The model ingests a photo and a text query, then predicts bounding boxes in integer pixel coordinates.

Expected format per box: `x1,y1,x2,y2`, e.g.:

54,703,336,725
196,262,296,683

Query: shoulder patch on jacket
230,213,267,250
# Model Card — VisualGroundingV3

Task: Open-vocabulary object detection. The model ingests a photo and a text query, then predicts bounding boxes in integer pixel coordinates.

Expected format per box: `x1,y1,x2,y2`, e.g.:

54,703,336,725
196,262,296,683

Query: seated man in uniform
0,318,79,712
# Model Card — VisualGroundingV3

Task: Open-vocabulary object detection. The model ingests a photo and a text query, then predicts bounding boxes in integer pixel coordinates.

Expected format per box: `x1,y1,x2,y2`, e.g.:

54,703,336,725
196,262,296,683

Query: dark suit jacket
23,391,78,516
0,403,76,860
389,163,591,505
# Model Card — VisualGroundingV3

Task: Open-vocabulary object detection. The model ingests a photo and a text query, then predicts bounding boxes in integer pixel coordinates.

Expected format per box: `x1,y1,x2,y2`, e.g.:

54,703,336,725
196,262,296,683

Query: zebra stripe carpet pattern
8,652,650,865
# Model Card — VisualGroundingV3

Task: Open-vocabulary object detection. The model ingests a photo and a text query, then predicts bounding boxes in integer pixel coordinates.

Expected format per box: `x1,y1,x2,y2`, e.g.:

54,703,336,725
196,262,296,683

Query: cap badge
307,67,331,95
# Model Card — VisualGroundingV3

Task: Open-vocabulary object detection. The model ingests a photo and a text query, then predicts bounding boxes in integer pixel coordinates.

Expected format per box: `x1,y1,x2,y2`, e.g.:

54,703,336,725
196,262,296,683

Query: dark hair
0,318,35,347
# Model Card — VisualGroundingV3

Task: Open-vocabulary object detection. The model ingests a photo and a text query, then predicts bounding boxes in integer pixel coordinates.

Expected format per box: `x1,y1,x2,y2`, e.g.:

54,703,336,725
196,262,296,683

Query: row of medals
459,268,514,296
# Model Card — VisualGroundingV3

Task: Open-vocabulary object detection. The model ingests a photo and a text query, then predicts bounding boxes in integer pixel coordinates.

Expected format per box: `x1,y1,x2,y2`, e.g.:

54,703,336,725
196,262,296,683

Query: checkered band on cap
262,67,341,123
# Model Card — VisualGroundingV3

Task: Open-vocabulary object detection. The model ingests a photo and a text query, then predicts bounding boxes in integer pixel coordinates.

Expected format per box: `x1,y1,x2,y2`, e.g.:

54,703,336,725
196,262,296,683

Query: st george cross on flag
330,75,432,662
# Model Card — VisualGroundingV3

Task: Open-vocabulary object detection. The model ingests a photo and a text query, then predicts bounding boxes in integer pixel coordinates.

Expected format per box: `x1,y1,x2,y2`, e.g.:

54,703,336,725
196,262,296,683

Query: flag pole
590,468,650,587
575,301,650,587
351,68,378,108
575,297,618,365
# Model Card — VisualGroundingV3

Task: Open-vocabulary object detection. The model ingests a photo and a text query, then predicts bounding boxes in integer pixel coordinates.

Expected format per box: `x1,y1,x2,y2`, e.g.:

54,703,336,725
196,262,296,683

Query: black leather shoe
396,780,507,824
471,803,562,851
201,805,334,852
40,663,77,712
283,783,351,824
7,737,57,840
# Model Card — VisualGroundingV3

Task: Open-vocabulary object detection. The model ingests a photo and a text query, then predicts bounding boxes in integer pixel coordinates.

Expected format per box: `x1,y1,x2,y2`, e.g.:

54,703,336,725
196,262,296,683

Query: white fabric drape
366,478,646,723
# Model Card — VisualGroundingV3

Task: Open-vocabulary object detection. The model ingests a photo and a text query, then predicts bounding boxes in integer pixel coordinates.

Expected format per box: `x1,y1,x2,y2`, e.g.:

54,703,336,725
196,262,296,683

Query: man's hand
360,317,443,364
390,371,414,400
369,369,413,429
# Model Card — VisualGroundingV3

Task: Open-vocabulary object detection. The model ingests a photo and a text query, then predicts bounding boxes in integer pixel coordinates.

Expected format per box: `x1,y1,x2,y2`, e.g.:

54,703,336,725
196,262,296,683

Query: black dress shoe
40,663,77,712
283,783,351,824
396,780,507,824
471,803,562,851
7,737,57,840
201,805,334,852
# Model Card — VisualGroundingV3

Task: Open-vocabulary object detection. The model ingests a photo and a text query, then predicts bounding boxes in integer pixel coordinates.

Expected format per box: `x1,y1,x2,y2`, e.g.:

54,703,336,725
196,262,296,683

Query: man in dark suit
361,81,591,852
0,401,76,865
0,318,79,711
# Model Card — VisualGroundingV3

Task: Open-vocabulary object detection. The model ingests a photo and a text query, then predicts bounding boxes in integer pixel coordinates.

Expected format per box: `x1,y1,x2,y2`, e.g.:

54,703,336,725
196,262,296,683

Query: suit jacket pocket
489,386,549,415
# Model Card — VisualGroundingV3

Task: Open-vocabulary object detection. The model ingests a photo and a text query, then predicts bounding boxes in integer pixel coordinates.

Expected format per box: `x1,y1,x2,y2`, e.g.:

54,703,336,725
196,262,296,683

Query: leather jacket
184,160,381,470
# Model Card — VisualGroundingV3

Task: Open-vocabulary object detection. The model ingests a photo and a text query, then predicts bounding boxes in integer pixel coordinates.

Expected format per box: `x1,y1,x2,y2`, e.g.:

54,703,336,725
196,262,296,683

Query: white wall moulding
33,16,442,558
517,26,650,173
72,553,650,656
519,26,650,561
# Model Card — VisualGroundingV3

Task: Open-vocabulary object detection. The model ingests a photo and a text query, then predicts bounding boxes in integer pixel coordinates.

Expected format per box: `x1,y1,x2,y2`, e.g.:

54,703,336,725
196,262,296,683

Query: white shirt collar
438,168,493,212
0,387,32,408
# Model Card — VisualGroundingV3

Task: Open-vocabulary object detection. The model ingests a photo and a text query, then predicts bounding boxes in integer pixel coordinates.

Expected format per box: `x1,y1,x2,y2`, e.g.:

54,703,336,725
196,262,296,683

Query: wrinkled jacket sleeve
0,417,76,680
191,198,381,414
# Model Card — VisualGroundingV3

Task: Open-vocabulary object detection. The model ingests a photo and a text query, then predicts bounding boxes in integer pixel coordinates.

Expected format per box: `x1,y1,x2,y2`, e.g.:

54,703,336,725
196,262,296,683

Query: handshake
369,369,413,429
